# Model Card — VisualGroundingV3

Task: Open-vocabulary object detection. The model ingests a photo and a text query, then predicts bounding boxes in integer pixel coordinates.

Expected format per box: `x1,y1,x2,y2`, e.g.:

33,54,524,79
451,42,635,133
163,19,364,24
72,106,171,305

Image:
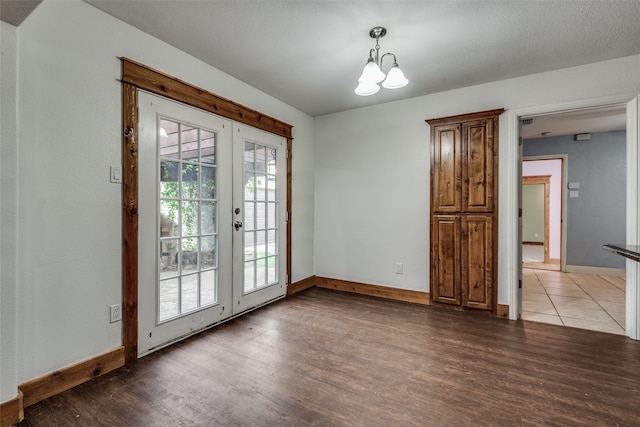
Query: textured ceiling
0,0,41,26
4,0,639,129
81,0,640,117
521,106,627,139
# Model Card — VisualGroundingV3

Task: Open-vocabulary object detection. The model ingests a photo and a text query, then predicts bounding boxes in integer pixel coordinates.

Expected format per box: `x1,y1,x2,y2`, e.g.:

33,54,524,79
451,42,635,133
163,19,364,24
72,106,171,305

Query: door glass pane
256,202,266,230
243,141,278,293
267,257,277,283
244,171,255,200
201,166,216,199
244,142,255,171
181,273,199,313
159,278,179,319
244,231,255,260
159,119,179,159
181,201,199,237
201,202,216,235
201,130,216,164
255,174,266,201
256,145,266,172
160,200,179,238
160,238,179,278
181,164,199,200
201,236,216,269
181,125,198,162
257,256,267,288
158,117,219,322
267,230,276,256
181,237,199,272
244,261,256,292
244,201,255,231
201,270,216,305
160,161,180,194
267,202,276,229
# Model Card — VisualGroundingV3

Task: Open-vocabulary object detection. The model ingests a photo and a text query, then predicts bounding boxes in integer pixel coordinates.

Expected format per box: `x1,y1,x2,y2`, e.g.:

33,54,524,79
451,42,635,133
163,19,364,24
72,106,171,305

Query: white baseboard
565,265,626,277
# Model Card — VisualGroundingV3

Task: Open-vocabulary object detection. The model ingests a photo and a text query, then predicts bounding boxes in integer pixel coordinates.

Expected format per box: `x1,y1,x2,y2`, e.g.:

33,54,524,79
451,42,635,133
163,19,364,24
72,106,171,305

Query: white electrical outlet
110,304,122,323
395,262,403,274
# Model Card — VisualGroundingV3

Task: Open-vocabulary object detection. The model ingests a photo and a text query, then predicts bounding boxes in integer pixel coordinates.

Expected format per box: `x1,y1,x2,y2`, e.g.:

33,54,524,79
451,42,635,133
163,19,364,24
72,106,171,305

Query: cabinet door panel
462,119,495,212
431,124,461,212
432,215,461,305
461,215,494,310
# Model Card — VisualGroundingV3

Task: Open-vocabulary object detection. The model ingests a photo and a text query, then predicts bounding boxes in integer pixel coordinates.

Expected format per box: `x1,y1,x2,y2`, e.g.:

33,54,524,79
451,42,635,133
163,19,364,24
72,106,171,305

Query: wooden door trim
522,175,551,264
426,108,505,126
121,58,294,363
121,58,292,139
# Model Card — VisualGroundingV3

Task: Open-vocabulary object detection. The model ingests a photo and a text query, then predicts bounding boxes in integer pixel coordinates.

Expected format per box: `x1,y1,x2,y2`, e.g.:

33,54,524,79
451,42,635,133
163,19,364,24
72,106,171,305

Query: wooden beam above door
121,58,293,139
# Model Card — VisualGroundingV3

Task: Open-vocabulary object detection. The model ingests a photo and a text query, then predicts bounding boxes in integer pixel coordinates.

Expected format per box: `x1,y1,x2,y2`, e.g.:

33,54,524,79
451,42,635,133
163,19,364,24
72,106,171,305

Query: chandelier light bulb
354,81,380,96
359,59,385,84
382,63,409,89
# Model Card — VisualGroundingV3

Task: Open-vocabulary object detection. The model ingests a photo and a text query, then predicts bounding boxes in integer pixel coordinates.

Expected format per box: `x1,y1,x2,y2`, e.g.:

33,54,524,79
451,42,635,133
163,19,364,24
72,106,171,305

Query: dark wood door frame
121,58,293,363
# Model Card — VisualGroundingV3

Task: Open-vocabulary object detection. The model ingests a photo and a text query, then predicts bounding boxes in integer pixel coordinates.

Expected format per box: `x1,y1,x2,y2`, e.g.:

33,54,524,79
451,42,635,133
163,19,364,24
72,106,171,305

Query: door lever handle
234,221,243,230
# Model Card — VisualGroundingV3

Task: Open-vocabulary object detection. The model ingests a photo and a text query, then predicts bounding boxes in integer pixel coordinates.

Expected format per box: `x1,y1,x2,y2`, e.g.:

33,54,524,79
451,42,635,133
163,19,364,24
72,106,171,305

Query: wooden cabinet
427,109,503,312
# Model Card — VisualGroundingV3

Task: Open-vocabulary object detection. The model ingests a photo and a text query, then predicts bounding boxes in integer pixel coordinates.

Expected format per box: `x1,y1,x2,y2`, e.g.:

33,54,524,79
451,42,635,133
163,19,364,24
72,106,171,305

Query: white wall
1,20,18,403
13,0,314,386
315,54,640,304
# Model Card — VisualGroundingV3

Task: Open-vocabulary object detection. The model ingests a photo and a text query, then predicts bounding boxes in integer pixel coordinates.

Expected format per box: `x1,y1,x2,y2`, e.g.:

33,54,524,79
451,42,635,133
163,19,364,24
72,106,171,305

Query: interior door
232,123,287,313
138,91,234,355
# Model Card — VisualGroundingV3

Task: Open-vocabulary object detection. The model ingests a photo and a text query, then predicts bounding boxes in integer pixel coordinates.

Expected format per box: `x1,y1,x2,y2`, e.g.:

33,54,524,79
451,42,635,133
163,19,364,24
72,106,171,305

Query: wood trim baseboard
288,275,317,296
0,390,23,427
19,346,125,408
497,304,510,318
315,277,430,305
565,265,626,277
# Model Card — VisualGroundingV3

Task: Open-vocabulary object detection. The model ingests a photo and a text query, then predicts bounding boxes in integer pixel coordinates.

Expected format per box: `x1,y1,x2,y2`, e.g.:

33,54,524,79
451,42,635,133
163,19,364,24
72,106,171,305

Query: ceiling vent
521,118,533,125
574,133,591,141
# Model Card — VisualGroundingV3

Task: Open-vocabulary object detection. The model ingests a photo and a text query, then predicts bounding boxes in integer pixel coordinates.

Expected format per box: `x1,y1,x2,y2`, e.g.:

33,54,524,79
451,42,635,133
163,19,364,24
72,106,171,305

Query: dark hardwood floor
20,287,640,426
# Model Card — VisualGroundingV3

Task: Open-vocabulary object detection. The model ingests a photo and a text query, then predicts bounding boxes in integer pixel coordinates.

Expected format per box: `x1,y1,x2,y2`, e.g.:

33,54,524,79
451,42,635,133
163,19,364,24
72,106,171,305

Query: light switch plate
110,166,122,183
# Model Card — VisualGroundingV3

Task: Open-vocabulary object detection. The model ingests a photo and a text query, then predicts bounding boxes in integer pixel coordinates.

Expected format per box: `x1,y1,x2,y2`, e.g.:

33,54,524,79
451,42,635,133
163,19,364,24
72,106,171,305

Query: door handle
234,221,243,231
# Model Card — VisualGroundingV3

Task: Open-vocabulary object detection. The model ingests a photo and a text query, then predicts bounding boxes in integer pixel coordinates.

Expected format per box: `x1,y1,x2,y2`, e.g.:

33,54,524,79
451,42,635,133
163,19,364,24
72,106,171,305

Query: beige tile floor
522,268,626,335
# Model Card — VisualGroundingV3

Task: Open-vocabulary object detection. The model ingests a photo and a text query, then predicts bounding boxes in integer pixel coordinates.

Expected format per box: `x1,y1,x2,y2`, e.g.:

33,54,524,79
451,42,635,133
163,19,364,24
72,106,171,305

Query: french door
137,92,286,356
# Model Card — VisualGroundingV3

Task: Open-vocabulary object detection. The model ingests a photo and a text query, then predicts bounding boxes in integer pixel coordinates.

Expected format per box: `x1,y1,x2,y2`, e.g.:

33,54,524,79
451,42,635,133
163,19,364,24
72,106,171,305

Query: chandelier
355,26,409,96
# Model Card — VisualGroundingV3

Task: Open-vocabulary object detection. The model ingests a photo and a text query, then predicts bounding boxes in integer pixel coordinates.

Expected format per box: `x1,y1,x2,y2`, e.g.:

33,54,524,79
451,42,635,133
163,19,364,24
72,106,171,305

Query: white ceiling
521,106,627,139
80,0,640,117
3,0,638,133
0,0,41,26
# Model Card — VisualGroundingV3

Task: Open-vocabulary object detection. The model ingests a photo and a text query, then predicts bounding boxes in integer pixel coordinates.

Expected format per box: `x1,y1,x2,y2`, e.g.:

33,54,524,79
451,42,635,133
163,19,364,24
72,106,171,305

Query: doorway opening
522,166,561,271
120,58,294,363
518,106,628,335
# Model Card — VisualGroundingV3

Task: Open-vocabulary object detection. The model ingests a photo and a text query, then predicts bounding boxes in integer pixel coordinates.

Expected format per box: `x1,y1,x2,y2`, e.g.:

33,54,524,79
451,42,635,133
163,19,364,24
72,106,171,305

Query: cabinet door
431,124,461,212
431,215,461,305
461,215,494,310
462,118,495,213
